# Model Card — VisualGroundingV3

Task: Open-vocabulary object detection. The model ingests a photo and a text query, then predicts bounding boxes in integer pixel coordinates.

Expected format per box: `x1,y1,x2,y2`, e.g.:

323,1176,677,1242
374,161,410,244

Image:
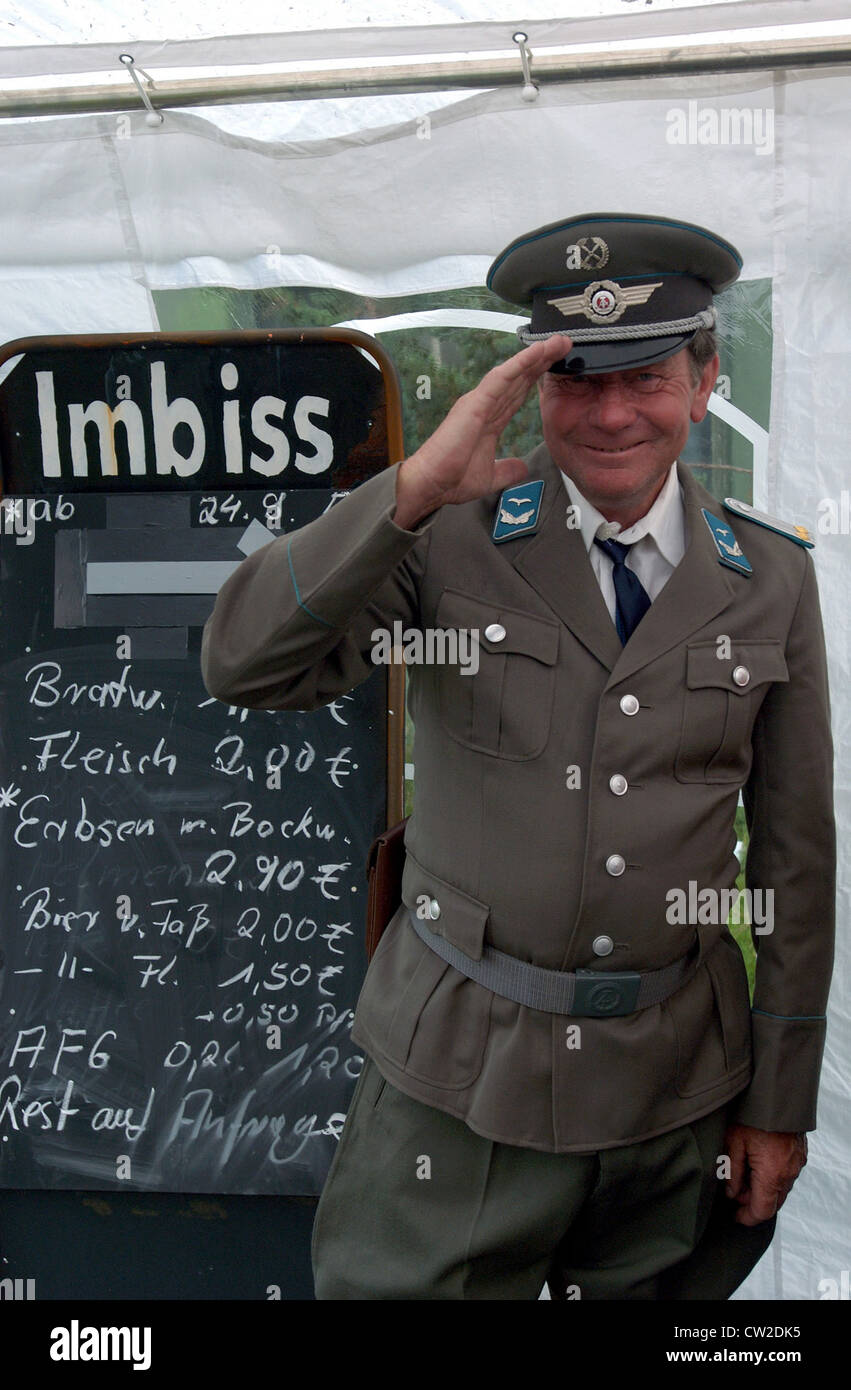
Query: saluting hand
393,335,573,530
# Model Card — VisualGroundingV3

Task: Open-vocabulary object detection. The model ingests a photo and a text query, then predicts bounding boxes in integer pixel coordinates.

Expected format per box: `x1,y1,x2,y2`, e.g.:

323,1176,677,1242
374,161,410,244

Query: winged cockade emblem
715,527,744,557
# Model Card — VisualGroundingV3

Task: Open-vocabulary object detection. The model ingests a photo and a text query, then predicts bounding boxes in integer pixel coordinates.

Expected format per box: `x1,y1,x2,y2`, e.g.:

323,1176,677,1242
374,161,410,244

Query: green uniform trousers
311,1056,740,1301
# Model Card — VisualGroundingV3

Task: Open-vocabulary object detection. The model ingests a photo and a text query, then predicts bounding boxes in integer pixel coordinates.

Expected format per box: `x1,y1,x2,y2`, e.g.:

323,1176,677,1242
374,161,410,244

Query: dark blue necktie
594,537,652,644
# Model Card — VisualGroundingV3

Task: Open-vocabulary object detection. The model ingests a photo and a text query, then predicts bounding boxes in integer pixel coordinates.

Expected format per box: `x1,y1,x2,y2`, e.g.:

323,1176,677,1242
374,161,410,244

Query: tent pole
2,34,850,119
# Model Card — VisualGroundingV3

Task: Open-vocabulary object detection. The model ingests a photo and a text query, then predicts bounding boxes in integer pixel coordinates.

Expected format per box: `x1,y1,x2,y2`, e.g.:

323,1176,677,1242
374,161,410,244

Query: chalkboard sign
0,333,405,1199
0,330,390,495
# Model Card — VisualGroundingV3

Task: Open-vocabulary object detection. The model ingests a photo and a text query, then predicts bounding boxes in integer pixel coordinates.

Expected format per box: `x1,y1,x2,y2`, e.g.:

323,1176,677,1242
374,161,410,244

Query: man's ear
690,353,720,423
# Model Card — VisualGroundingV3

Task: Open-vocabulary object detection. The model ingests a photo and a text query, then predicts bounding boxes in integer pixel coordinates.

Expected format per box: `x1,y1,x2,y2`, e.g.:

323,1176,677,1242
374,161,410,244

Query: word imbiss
35,360,334,479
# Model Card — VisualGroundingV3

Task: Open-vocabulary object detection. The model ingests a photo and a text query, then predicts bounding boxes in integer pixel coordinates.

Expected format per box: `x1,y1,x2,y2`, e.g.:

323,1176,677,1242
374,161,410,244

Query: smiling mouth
583,442,644,454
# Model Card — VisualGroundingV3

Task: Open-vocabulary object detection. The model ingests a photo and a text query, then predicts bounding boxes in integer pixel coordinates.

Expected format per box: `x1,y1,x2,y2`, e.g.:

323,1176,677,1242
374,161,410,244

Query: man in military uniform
201,214,835,1300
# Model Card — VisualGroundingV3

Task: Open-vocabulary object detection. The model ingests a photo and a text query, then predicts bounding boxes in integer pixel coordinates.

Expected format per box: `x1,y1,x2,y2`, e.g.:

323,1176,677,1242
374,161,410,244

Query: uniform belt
408,909,700,1017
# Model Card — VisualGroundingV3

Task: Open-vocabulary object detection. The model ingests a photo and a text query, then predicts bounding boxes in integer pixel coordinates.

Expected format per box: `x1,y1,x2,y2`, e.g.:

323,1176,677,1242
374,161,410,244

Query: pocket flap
436,587,559,665
401,849,490,961
686,640,789,694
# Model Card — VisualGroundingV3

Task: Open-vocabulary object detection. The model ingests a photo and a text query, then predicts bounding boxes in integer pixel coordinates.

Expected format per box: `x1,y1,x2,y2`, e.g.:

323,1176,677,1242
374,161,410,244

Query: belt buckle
573,969,642,1017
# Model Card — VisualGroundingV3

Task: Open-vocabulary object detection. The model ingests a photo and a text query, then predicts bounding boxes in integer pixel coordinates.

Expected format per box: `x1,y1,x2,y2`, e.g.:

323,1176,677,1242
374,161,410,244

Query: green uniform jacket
201,445,835,1151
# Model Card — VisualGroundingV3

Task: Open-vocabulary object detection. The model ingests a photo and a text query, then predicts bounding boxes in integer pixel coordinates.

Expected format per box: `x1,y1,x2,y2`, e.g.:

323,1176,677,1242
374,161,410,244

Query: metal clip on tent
512,31,539,103
119,53,164,125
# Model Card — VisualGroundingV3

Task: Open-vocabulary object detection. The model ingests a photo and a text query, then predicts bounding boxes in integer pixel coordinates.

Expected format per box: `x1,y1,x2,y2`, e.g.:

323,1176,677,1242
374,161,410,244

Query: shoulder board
723,498,814,548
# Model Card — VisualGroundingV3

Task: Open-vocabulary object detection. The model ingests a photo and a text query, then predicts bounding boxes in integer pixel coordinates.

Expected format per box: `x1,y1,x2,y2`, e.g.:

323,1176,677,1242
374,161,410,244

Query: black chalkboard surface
0,332,403,1296
0,487,387,1194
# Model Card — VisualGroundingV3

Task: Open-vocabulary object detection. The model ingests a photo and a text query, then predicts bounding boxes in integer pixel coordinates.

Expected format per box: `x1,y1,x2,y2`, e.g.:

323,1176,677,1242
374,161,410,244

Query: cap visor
548,331,694,376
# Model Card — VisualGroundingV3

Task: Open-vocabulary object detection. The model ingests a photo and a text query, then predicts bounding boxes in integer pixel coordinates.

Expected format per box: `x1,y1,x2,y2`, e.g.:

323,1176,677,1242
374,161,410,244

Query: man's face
537,347,719,525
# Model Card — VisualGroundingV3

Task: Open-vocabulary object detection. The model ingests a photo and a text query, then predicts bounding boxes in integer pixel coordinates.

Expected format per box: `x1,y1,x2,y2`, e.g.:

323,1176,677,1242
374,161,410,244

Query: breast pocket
675,640,789,784
434,588,559,760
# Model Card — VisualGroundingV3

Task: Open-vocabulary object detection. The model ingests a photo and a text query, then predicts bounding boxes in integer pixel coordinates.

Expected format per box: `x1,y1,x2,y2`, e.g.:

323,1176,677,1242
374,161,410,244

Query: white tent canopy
0,0,848,1303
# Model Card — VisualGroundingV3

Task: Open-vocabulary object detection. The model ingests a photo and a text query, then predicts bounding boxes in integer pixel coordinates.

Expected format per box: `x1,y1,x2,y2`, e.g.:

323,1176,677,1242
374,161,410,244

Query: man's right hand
393,334,573,531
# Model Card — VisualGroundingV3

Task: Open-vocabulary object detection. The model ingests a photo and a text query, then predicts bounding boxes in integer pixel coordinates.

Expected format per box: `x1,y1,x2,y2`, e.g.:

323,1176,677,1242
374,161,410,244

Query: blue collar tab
492,479,545,543
701,508,752,575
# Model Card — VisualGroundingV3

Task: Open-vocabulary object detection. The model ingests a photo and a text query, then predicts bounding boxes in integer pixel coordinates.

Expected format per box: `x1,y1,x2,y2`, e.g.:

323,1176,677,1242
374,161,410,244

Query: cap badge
548,279,663,325
565,236,609,271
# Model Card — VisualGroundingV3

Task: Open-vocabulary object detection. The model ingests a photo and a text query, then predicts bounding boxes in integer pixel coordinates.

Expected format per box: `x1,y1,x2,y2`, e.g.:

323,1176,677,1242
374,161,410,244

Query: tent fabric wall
744,66,851,1301
1,1,842,79
0,71,783,328
0,46,847,1301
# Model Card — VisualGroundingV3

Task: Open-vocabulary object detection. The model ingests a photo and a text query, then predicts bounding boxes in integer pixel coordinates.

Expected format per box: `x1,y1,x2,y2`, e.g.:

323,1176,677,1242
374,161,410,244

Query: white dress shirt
561,463,686,628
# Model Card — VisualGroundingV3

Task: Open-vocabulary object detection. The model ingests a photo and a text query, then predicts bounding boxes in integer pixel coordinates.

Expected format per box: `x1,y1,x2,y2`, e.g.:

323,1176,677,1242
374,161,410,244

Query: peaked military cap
487,212,742,375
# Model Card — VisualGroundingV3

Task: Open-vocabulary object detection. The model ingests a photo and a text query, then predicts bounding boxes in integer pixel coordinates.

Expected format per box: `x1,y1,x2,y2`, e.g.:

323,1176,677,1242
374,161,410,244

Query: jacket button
592,935,614,956
484,623,506,643
428,898,441,921
619,694,639,716
732,665,750,687
605,854,626,876
609,774,628,796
